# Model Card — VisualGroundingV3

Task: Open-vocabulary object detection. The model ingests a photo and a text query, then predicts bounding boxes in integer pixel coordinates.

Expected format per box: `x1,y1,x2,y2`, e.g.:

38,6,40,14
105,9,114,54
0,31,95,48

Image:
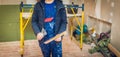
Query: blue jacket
32,0,67,36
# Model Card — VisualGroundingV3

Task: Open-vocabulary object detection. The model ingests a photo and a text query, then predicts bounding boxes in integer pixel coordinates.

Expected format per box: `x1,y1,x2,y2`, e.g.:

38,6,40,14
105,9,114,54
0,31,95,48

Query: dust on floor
0,36,103,57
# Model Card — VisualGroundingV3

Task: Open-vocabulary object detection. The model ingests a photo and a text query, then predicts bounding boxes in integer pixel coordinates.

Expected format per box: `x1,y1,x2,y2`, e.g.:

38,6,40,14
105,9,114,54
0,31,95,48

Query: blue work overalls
39,36,62,57
39,1,62,57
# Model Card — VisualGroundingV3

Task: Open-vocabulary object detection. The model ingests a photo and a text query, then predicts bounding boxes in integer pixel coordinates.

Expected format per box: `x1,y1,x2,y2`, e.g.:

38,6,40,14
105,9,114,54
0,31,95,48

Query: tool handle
44,31,66,44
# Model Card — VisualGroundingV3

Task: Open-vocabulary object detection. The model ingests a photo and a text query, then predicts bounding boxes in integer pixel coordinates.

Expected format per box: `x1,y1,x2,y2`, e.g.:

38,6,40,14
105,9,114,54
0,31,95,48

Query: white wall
62,0,70,4
95,0,102,33
100,0,120,51
26,0,36,4
110,0,120,51
62,0,82,5
95,0,101,18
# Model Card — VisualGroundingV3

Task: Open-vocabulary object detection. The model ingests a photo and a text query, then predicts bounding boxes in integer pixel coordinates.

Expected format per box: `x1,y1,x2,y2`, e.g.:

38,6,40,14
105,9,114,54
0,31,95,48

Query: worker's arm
32,3,46,40
57,8,67,34
31,3,41,35
54,7,67,42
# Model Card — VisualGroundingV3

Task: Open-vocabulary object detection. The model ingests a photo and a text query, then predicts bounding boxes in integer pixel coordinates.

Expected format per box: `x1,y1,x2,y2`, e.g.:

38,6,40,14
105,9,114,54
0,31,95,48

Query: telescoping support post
80,4,84,50
20,2,24,57
19,2,34,57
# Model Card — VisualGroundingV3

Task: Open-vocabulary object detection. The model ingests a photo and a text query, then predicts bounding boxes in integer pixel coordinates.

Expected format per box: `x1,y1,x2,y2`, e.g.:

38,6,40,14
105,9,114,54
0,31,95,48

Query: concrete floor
0,36,103,57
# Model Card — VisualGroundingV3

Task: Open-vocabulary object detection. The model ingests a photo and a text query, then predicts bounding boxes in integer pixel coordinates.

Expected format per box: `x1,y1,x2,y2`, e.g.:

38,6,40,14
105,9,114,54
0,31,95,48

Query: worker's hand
55,37,62,42
37,32,44,40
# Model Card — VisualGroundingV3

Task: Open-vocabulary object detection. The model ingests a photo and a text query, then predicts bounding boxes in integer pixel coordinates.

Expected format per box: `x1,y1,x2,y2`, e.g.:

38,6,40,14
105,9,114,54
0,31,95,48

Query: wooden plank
88,15,112,26
67,14,82,17
108,44,120,57
44,31,66,44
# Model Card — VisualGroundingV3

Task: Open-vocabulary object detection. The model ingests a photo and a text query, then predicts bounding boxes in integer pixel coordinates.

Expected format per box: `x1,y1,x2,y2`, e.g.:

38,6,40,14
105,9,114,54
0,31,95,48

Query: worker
31,0,67,57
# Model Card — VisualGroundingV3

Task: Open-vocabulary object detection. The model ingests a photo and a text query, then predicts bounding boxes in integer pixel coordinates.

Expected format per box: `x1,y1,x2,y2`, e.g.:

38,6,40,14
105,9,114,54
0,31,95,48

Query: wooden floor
0,35,103,57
